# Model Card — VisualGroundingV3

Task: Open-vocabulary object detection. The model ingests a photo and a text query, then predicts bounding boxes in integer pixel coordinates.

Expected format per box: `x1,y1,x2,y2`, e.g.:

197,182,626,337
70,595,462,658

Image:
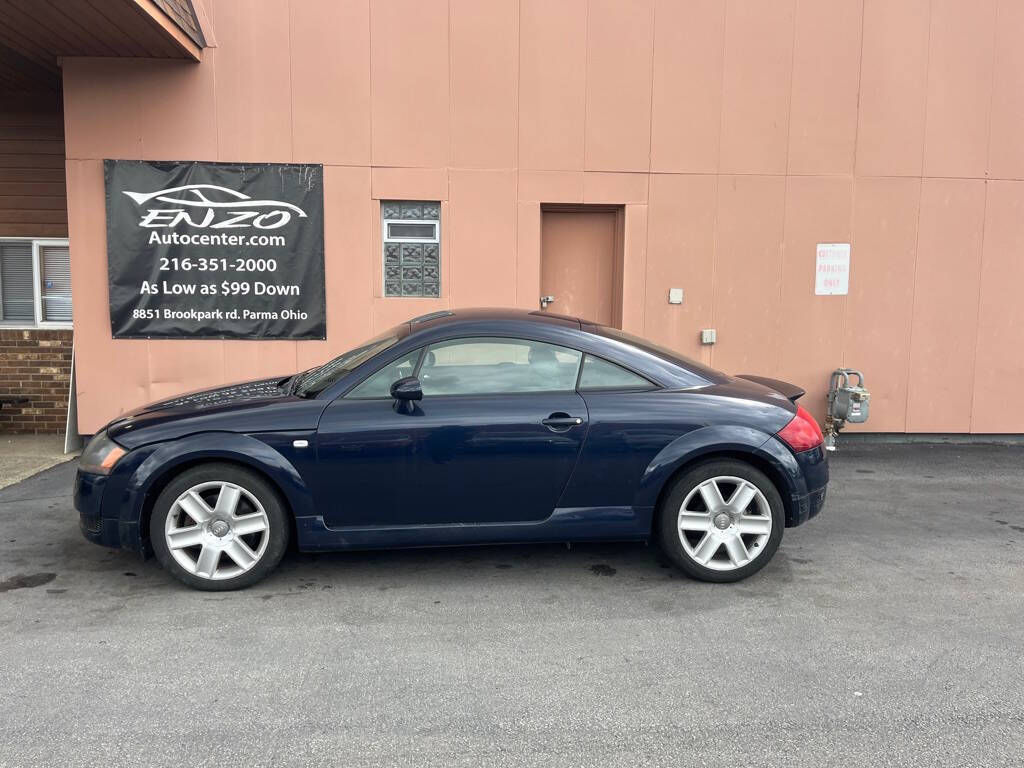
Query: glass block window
382,201,440,297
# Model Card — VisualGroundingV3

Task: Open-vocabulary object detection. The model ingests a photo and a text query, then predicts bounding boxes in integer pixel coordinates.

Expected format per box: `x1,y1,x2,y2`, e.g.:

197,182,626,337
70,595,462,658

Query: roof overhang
0,0,206,93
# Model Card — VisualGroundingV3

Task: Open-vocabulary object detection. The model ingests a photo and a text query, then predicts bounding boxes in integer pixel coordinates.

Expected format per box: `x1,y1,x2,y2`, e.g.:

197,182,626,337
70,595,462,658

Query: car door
314,336,588,528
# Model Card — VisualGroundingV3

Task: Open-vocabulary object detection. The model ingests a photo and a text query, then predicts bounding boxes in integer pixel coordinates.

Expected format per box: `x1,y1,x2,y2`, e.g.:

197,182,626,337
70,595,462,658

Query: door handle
540,295,556,309
542,413,583,429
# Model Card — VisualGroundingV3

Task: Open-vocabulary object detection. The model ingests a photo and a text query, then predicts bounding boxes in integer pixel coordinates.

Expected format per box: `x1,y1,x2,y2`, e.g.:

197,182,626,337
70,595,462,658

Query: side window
346,351,421,399
420,337,582,396
578,354,655,391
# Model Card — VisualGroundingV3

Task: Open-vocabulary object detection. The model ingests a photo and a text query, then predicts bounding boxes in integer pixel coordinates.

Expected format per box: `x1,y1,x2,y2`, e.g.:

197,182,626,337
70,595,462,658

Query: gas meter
824,369,870,451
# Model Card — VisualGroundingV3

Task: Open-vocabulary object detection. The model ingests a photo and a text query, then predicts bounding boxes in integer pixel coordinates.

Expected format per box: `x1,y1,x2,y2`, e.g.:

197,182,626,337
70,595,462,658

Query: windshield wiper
288,370,314,396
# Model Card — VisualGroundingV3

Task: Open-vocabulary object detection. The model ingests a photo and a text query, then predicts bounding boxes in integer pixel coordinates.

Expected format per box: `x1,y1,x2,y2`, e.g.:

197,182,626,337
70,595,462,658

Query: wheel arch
637,426,806,531
122,432,315,554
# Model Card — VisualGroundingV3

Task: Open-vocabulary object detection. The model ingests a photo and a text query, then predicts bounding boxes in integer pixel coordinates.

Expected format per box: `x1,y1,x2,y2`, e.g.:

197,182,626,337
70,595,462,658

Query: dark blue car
75,308,828,590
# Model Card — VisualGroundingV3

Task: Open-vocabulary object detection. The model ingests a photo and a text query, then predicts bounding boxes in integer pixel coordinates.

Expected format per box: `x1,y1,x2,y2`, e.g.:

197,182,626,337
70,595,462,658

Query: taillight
777,405,824,452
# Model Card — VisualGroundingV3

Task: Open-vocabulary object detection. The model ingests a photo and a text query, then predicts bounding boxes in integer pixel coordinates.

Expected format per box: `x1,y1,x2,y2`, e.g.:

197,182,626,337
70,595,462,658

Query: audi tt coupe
75,308,829,590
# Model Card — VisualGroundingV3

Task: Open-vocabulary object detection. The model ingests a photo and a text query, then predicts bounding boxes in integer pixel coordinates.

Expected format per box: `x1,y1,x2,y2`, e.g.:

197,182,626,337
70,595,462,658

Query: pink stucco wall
63,0,1024,434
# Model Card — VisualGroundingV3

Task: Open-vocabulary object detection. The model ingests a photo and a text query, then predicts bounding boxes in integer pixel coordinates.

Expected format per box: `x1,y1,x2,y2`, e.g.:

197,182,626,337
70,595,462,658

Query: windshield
294,329,402,397
592,325,727,383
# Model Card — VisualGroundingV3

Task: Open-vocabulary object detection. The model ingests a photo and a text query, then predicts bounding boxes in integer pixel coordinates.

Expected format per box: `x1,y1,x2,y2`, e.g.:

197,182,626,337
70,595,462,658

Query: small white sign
815,243,850,295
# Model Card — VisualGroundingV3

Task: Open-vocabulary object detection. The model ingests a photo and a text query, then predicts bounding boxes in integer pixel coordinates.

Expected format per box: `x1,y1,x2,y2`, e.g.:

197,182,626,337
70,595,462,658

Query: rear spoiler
736,375,806,403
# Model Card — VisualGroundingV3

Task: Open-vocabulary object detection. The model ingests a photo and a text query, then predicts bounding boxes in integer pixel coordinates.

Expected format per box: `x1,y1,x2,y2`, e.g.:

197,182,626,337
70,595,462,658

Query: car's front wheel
657,460,784,582
150,463,289,591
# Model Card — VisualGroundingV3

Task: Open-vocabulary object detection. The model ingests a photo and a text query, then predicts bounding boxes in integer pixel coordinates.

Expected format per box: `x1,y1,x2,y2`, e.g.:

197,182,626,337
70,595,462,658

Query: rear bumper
788,443,829,526
759,436,828,527
790,484,827,527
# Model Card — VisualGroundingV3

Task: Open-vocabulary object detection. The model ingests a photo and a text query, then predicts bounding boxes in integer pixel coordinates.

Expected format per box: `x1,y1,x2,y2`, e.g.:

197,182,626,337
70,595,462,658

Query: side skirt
294,506,654,552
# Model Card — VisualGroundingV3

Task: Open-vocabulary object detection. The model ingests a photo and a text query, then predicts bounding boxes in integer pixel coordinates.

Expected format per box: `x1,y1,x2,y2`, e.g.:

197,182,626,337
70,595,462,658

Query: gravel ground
0,443,1022,767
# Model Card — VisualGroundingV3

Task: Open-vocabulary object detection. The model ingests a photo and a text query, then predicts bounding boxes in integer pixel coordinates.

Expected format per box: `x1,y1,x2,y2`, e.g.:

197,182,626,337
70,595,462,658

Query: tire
149,463,289,591
657,460,784,583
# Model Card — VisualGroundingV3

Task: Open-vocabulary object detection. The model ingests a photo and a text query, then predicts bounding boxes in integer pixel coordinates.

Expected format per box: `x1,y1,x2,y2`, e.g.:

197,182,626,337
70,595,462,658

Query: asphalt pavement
0,444,1022,767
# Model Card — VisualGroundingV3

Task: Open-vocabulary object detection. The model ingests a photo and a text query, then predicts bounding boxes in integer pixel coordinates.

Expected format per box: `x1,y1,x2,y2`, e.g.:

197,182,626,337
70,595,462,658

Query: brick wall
0,329,72,434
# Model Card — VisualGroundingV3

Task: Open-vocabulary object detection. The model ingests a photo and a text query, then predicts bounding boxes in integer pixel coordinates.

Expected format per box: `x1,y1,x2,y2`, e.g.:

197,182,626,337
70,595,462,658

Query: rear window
590,325,726,384
578,355,655,391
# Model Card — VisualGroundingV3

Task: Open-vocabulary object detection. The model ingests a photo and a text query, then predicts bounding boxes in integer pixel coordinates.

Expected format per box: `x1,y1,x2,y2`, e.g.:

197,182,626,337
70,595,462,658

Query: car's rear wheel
657,460,784,582
150,463,289,591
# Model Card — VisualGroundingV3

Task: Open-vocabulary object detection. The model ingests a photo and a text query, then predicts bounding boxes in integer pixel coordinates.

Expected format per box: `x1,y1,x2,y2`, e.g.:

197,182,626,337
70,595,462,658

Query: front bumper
73,469,121,548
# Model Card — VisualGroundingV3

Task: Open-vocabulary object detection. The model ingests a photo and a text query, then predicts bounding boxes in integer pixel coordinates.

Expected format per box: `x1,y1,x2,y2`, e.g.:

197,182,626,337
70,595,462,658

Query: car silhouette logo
123,184,307,215
122,184,306,230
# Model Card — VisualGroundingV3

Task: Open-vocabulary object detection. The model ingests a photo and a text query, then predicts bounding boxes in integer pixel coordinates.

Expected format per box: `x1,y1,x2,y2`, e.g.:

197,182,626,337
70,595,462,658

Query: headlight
79,430,127,475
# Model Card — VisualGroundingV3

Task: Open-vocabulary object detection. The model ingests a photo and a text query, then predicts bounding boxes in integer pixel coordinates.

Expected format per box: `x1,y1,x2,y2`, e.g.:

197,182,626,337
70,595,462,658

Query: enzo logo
122,184,307,230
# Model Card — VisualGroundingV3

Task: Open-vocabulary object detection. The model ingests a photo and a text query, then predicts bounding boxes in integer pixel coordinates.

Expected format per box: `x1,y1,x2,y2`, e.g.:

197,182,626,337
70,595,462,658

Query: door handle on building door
539,295,556,309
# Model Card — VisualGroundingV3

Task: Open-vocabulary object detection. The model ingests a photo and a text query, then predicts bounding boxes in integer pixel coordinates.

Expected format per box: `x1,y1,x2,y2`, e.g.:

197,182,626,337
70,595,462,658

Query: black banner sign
104,160,326,339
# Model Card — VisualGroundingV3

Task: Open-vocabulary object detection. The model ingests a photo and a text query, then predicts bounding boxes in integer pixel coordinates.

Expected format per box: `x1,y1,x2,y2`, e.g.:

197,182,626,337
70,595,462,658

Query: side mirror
390,376,423,403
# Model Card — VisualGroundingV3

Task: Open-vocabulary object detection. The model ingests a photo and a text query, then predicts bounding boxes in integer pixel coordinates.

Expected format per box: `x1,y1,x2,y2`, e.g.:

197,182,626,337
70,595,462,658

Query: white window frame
381,201,442,298
383,219,440,244
0,236,72,329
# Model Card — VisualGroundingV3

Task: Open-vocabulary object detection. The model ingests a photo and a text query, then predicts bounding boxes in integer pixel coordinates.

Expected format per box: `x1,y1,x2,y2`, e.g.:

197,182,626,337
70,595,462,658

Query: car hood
106,376,325,448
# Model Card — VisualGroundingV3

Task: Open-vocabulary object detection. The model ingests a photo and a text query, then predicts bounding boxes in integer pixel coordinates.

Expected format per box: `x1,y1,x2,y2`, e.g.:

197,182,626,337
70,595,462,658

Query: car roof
390,307,723,390
407,307,582,330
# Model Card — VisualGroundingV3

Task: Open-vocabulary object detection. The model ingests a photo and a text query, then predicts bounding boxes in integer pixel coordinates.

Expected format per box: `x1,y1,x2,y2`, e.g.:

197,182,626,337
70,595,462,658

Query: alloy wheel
677,475,773,571
164,481,271,580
